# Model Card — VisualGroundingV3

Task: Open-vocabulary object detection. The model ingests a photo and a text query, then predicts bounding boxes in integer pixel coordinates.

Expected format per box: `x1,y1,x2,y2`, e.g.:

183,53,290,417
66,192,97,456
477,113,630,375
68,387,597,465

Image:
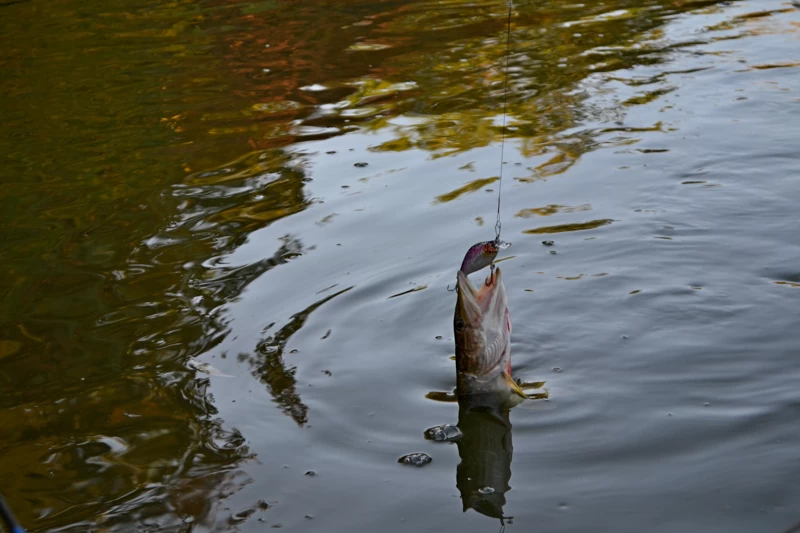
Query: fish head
454,267,511,379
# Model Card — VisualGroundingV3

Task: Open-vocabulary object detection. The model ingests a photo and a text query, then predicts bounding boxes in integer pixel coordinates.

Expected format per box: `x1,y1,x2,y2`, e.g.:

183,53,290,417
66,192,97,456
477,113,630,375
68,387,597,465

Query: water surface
2,0,800,531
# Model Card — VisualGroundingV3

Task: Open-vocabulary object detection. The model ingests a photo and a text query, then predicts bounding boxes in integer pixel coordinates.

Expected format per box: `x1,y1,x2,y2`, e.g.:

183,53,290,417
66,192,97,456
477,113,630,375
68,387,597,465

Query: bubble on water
398,452,432,467
424,424,463,442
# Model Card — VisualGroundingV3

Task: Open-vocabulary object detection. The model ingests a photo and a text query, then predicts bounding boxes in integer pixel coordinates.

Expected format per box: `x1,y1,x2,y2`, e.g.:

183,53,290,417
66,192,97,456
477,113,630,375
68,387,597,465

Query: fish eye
455,319,465,332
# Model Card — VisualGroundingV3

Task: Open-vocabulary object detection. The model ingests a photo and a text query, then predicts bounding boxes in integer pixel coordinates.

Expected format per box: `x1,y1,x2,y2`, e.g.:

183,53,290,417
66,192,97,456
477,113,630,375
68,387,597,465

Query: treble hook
485,263,496,286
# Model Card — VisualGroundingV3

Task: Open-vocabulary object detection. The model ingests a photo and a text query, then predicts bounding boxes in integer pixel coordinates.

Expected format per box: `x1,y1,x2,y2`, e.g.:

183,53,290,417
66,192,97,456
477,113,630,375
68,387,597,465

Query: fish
454,267,527,404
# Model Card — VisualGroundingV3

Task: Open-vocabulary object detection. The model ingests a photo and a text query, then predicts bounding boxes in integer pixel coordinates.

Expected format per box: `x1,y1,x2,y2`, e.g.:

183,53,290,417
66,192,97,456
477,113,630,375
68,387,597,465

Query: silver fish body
454,267,524,404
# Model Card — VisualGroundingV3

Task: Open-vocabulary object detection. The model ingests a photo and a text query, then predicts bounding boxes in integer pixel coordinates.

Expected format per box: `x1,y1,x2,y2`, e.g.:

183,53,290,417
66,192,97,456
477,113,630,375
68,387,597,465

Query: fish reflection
455,396,515,523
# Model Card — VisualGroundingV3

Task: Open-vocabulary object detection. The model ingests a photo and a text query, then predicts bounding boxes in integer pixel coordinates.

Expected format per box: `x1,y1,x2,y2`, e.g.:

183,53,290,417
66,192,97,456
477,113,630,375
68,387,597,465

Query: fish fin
506,374,529,400
425,391,459,403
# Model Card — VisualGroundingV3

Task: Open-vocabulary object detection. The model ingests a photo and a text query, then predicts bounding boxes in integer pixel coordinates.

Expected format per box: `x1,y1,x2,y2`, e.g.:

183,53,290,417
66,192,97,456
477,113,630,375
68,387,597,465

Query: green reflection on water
523,218,614,234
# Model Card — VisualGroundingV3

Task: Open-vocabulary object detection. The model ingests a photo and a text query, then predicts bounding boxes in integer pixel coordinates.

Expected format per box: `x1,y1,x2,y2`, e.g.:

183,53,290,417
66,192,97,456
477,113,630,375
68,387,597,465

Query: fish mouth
456,267,505,327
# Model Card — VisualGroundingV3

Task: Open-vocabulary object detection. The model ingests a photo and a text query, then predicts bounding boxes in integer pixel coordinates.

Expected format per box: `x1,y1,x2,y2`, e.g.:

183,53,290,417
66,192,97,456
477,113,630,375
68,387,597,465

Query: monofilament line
495,0,513,244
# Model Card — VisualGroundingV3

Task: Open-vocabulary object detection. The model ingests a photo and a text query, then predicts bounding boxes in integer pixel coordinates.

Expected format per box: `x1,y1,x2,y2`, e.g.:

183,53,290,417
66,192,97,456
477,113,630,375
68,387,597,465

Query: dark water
2,0,800,531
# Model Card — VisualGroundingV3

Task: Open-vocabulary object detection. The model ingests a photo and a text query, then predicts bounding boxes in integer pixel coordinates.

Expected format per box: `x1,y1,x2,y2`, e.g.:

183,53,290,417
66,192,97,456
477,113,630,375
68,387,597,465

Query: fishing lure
459,239,511,276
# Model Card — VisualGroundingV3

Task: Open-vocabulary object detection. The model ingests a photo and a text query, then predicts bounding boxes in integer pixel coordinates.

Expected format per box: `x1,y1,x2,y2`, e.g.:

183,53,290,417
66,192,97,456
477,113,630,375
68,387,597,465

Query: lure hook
485,263,496,286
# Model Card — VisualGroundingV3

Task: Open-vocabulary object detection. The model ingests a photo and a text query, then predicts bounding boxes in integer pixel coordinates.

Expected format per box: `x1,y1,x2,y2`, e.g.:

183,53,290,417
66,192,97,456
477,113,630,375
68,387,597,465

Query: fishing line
450,0,514,290
494,0,514,245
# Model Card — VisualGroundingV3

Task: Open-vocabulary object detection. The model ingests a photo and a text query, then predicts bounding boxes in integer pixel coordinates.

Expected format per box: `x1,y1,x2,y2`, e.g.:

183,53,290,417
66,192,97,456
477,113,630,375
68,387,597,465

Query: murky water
2,0,800,531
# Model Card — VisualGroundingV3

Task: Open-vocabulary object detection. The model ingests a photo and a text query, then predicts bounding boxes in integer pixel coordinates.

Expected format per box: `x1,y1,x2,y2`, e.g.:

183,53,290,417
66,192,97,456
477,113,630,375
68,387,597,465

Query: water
425,424,463,442
2,0,800,531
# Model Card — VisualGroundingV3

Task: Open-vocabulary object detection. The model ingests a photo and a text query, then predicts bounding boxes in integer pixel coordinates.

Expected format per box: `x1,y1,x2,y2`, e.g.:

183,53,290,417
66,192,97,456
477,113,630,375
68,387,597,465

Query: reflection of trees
455,396,515,523
238,286,352,426
0,144,314,530
195,234,304,303
177,149,310,260
198,0,740,170
95,150,314,527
